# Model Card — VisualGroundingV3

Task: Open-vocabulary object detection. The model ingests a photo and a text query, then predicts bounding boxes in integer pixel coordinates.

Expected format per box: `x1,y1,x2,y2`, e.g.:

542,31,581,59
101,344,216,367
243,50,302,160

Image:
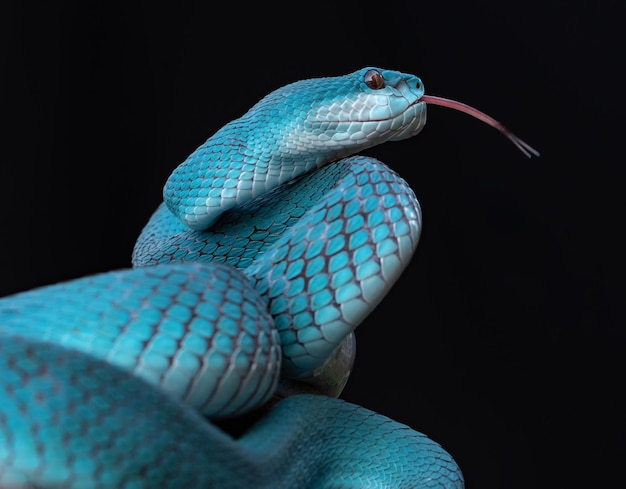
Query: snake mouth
394,96,426,115
407,98,427,113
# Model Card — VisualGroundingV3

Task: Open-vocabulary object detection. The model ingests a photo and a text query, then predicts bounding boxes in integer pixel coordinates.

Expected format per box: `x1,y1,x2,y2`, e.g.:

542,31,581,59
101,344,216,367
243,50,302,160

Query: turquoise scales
133,157,422,381
162,68,426,230
0,337,461,488
0,67,465,488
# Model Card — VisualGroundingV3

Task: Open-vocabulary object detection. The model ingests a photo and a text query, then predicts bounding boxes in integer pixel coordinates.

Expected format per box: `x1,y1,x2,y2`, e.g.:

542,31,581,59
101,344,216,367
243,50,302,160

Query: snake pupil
364,69,385,90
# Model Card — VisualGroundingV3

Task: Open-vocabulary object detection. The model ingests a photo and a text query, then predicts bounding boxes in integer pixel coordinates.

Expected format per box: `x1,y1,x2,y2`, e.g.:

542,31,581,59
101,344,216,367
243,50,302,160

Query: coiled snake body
0,66,535,488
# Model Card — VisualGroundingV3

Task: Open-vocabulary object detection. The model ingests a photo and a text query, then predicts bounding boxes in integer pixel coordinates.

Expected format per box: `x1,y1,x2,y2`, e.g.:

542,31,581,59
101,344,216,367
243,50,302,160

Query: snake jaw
386,99,428,141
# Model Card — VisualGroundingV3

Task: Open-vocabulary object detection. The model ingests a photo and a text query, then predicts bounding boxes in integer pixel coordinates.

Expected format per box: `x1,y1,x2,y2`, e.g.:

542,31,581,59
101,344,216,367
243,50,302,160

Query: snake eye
364,69,385,90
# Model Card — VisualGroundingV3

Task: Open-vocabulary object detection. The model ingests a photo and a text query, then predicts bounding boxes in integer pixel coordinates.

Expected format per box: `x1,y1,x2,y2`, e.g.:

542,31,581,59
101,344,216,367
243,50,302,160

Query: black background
1,1,623,488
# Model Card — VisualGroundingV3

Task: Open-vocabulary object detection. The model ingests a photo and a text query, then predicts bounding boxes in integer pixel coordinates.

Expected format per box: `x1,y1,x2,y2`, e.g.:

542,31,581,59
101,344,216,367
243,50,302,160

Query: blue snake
0,67,537,487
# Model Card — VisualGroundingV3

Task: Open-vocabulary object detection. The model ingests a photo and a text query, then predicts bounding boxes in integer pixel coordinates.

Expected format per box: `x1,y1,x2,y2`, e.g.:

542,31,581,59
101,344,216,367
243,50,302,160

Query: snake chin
388,100,428,141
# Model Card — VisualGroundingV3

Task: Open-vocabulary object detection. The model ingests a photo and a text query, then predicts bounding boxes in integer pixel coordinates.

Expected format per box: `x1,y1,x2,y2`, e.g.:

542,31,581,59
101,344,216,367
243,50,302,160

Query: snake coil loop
0,68,467,488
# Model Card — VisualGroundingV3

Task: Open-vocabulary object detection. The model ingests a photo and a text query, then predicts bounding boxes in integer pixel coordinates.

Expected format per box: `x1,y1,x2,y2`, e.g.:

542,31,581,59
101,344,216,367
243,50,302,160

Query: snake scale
0,67,537,488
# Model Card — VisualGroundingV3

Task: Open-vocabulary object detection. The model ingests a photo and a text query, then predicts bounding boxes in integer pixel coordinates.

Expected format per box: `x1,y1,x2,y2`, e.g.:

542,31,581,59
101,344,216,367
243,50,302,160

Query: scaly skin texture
0,262,281,418
163,67,426,230
0,336,462,488
0,67,464,488
135,156,422,379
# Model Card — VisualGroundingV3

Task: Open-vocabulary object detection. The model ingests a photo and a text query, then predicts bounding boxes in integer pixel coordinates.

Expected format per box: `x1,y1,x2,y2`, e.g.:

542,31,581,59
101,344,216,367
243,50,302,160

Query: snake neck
218,114,359,179
162,113,381,231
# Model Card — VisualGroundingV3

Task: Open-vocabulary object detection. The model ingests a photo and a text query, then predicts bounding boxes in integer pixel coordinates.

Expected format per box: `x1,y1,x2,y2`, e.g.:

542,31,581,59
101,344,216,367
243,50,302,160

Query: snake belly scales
0,67,466,488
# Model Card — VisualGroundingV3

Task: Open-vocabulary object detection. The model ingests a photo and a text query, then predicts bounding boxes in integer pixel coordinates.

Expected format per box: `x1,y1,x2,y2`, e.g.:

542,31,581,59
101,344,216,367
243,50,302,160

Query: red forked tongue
420,95,540,158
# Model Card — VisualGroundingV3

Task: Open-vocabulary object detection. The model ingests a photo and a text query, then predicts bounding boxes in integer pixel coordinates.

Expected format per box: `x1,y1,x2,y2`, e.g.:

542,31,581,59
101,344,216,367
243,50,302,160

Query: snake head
163,67,429,232
359,67,428,142
292,67,428,148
